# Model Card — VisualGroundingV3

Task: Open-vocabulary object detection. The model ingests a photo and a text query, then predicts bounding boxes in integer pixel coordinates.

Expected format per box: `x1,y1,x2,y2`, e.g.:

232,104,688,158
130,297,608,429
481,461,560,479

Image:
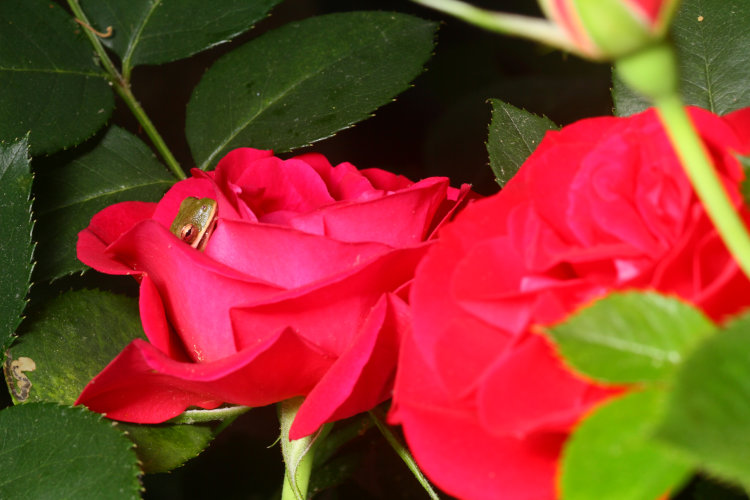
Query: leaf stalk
654,93,750,280
368,409,440,500
66,0,186,180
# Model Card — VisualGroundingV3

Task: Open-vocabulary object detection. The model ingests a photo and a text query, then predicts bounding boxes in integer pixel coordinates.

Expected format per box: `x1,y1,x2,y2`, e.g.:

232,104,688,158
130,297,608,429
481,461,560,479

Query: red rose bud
538,0,681,58
415,0,680,61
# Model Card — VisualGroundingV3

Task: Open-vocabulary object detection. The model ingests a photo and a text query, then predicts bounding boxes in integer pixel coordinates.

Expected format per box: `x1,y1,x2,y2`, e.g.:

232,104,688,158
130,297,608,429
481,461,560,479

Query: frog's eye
179,223,199,245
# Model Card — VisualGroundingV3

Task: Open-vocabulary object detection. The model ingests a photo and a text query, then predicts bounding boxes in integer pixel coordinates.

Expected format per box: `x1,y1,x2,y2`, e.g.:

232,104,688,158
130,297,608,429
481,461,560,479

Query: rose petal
139,275,191,362
231,245,428,356
109,219,281,362
360,167,415,192
294,153,381,200
478,333,613,436
426,183,477,239
75,330,335,423
289,294,406,439
391,333,564,500
214,147,276,184
76,201,156,275
432,315,512,398
409,201,489,372
206,220,393,289
723,107,750,153
229,155,334,217
316,177,451,246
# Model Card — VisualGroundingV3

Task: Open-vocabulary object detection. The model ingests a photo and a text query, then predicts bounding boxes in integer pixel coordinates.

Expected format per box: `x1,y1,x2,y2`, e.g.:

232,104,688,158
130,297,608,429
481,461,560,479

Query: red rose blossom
390,107,750,499
75,148,471,439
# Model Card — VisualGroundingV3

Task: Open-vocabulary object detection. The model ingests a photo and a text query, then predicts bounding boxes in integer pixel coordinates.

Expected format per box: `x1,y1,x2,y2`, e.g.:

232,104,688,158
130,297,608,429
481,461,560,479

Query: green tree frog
170,197,218,251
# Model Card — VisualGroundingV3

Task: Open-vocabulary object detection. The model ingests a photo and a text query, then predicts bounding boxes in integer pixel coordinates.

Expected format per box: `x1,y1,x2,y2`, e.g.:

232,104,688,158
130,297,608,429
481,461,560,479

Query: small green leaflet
560,389,691,500
655,313,750,491
0,136,34,350
487,99,557,187
545,292,716,383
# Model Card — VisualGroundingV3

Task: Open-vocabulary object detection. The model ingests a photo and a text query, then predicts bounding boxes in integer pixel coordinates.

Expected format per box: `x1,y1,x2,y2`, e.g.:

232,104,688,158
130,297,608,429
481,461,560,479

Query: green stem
281,451,313,500
66,0,186,180
412,0,578,54
368,410,440,500
166,405,251,424
113,83,186,180
654,93,750,280
279,398,331,500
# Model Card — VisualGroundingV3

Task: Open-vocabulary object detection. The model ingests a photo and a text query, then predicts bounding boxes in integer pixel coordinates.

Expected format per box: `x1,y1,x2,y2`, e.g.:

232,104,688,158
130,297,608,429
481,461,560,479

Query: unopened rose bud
414,0,680,61
539,0,681,59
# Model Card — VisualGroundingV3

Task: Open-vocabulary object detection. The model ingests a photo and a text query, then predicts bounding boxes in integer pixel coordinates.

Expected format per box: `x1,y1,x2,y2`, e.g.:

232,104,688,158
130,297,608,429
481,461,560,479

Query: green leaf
119,422,215,474
186,11,437,170
545,292,716,383
8,289,145,405
655,313,750,491
560,390,692,500
7,288,216,473
613,0,750,116
79,0,282,75
0,0,114,155
0,137,34,349
0,403,140,499
34,126,173,281
486,99,557,187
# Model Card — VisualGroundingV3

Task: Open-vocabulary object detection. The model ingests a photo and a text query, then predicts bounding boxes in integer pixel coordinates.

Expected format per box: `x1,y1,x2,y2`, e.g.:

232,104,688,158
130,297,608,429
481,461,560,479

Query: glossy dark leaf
186,11,437,170
0,403,140,499
34,126,173,281
80,0,282,73
7,289,145,405
0,0,113,155
487,99,557,187
614,0,750,116
120,422,215,474
0,137,34,349
7,289,217,473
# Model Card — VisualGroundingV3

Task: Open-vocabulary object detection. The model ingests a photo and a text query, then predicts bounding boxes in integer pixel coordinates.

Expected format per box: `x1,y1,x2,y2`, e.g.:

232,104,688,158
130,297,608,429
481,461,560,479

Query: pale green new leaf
655,313,750,491
546,292,716,383
561,390,691,500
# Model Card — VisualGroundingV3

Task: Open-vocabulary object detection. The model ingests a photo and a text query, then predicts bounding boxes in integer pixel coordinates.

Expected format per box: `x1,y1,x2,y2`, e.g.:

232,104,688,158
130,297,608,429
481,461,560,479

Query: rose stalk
412,0,750,280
